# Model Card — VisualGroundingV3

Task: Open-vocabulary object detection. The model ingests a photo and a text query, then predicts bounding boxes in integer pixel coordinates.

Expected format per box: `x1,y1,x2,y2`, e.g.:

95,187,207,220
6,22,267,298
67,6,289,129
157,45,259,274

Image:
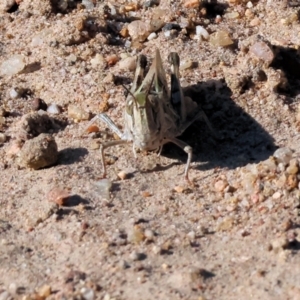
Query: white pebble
147,32,157,41
196,26,209,40
0,55,25,76
9,88,19,99
164,30,171,38
152,245,161,254
82,0,94,10
81,287,95,300
124,40,131,48
273,147,293,165
47,103,61,114
144,229,154,240
246,1,253,8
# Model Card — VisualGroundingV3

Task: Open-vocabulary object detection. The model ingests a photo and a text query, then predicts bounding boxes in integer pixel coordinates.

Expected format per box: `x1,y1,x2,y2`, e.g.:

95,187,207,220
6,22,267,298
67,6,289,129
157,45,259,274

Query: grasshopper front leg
87,113,131,177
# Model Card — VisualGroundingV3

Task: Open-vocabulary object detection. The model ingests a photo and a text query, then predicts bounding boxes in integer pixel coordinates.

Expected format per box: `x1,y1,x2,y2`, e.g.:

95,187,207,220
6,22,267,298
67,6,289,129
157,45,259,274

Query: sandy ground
1,0,300,299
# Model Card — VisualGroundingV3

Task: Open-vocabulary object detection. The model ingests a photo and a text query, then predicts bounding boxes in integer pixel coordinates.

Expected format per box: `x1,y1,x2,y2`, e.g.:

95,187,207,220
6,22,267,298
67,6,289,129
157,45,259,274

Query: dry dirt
1,0,300,299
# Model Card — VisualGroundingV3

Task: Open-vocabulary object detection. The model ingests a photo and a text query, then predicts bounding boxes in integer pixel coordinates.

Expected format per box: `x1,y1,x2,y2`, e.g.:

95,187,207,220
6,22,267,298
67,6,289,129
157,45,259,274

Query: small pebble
118,56,136,71
80,287,94,300
0,55,26,76
287,174,298,189
195,25,209,40
164,30,171,38
144,229,154,240
246,1,253,8
152,245,161,254
286,164,298,175
225,12,240,19
9,88,20,99
82,0,94,10
37,285,51,298
217,217,234,231
214,179,228,192
68,54,77,64
250,17,260,26
86,124,100,133
273,147,293,165
161,263,170,270
0,133,6,144
272,191,281,200
277,162,285,173
68,105,90,121
128,226,145,244
124,40,131,48
210,30,233,47
249,41,274,66
89,140,100,150
147,32,157,40
117,171,128,180
90,54,105,69
128,20,152,42
47,103,61,114
174,186,185,193
48,187,70,206
105,54,119,66
103,73,115,84
119,26,129,37
187,231,196,240
129,251,144,261
18,133,58,170
215,15,222,23
32,98,48,111
180,60,194,70
141,191,152,197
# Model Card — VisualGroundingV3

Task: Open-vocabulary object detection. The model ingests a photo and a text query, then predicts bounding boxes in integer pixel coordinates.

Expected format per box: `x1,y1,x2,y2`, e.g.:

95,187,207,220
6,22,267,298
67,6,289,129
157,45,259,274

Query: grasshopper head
123,50,171,151
125,87,161,151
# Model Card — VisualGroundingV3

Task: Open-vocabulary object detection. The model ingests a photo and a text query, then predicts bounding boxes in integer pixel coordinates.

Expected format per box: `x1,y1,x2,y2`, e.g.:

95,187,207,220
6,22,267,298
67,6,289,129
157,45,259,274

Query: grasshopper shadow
162,79,276,171
58,147,88,165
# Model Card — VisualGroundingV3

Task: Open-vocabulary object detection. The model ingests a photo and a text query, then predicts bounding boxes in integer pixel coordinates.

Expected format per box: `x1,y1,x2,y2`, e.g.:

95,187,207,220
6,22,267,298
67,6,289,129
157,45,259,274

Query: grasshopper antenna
122,84,137,102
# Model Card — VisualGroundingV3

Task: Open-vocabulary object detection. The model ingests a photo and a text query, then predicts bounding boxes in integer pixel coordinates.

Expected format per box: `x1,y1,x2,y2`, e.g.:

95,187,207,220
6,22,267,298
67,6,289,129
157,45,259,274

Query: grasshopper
88,49,215,183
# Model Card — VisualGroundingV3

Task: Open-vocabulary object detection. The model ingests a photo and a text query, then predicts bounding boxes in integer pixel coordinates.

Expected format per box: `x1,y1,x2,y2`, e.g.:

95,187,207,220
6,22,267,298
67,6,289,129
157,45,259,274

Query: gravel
1,1,300,299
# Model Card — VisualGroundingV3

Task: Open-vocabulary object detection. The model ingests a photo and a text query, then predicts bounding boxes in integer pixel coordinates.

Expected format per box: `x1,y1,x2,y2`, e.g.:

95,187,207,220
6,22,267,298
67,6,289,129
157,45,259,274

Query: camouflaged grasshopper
89,49,215,183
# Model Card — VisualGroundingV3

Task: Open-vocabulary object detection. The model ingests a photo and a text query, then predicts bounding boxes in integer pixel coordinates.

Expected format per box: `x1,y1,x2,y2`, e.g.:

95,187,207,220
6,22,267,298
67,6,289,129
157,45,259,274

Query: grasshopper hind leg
168,52,187,122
